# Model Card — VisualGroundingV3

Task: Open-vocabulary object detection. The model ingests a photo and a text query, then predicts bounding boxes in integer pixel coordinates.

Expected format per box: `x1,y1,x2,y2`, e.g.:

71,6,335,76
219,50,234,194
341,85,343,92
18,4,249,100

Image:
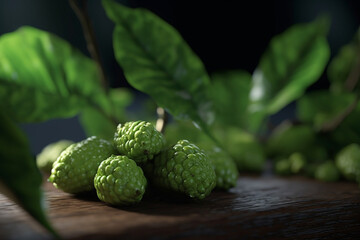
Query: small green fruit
94,155,147,206
288,152,306,174
114,121,165,163
335,143,360,182
146,140,216,199
315,161,340,182
206,147,238,190
49,136,115,194
36,140,74,173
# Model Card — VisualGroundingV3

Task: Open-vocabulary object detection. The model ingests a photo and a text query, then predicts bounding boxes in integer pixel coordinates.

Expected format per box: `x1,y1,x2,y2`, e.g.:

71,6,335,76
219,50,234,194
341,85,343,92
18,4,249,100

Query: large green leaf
327,28,360,94
0,26,105,122
102,0,214,135
297,90,355,129
209,70,252,129
79,88,133,140
0,110,58,237
248,17,330,131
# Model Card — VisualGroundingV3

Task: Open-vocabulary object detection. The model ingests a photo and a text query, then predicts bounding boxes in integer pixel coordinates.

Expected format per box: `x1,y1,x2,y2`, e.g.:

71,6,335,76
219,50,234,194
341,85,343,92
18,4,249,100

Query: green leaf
248,17,330,131
0,110,58,237
297,90,355,129
0,26,105,122
209,70,252,129
102,0,214,136
327,28,360,93
80,88,133,140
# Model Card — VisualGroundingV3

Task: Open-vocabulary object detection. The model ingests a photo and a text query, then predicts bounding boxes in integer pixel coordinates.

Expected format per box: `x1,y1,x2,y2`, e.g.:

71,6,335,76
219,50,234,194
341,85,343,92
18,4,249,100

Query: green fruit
206,147,239,190
49,136,115,194
288,152,306,174
114,121,165,163
94,155,147,206
336,143,360,182
165,123,266,173
36,140,74,173
146,140,216,199
315,161,340,182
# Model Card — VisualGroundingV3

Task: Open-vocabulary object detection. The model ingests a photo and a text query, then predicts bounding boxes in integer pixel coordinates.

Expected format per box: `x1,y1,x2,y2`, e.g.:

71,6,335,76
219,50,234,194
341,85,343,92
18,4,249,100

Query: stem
320,94,360,132
70,0,118,126
69,0,108,92
156,107,168,133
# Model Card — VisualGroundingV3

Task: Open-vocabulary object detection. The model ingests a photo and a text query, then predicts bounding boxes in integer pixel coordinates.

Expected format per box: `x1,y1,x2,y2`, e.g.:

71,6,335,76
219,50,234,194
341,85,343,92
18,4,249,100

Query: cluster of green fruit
267,124,360,184
37,121,239,206
273,144,360,184
165,122,266,173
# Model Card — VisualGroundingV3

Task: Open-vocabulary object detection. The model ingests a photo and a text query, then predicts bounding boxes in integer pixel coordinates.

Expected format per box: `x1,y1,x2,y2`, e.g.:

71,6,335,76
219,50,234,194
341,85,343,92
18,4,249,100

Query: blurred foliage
297,91,355,130
0,0,359,237
247,16,330,132
80,88,133,140
208,70,252,129
327,28,360,94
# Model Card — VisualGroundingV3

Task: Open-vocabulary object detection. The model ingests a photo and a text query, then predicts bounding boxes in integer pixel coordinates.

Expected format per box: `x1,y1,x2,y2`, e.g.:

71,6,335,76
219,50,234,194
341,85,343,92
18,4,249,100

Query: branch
156,107,168,133
69,0,109,92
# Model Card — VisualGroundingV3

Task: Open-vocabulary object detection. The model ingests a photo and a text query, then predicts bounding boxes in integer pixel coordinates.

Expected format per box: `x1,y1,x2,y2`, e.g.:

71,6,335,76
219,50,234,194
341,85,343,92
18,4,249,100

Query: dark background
1,0,359,153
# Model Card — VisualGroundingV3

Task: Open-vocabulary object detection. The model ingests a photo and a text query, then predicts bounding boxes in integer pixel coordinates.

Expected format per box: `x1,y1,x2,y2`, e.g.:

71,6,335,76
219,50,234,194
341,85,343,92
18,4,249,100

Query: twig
320,94,360,132
69,0,109,92
156,107,168,133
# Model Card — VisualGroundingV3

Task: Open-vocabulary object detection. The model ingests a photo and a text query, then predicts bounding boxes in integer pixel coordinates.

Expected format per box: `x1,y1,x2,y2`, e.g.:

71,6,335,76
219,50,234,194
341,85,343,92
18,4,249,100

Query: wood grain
1,176,359,240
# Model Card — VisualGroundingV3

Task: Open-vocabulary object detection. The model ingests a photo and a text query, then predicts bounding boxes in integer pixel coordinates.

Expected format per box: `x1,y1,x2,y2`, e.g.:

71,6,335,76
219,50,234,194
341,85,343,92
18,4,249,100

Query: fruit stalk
156,107,169,134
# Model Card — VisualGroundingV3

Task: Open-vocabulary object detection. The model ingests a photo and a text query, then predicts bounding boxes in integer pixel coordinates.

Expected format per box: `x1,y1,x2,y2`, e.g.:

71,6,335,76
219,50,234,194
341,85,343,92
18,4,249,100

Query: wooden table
1,176,360,239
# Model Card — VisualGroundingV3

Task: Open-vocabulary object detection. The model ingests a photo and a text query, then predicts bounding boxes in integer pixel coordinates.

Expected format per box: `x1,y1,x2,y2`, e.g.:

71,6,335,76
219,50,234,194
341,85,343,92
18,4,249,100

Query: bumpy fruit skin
114,121,165,163
336,144,360,182
315,161,340,182
49,136,115,194
36,140,74,173
146,140,216,200
94,155,147,206
206,147,238,190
